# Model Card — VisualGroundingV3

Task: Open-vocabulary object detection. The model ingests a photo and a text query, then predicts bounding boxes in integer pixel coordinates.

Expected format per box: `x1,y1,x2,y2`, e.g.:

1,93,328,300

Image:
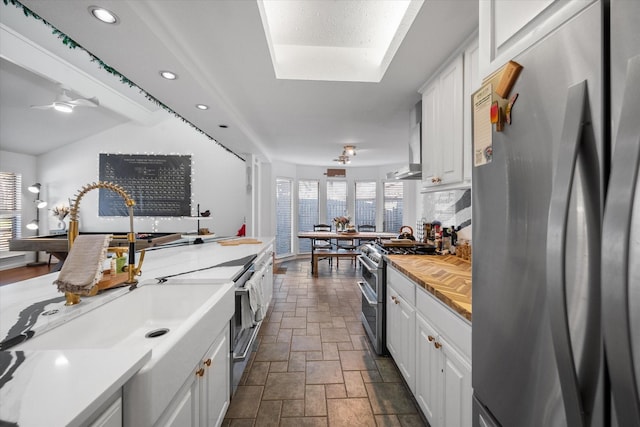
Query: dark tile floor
223,258,426,427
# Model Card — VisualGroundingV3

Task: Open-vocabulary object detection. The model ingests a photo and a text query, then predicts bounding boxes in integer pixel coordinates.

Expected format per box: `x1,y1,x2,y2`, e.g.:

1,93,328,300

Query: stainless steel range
357,241,440,355
357,244,386,355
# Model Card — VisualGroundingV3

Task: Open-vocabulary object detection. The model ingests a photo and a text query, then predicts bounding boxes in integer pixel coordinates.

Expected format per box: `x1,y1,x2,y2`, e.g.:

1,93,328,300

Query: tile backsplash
421,188,471,228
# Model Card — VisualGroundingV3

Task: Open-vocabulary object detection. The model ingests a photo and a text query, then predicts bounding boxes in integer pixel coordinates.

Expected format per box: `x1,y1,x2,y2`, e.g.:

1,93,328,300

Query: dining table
297,231,398,275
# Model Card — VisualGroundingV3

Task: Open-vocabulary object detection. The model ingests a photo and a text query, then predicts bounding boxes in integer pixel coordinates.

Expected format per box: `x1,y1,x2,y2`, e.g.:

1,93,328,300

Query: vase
58,219,67,231
336,223,344,232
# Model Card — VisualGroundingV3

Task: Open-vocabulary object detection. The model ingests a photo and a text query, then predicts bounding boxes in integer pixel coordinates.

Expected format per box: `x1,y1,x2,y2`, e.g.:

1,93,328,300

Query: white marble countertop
0,349,150,427
0,236,274,426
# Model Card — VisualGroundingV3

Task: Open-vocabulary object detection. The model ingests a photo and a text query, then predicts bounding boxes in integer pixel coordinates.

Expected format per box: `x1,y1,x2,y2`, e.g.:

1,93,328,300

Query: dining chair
312,224,334,268
357,224,376,245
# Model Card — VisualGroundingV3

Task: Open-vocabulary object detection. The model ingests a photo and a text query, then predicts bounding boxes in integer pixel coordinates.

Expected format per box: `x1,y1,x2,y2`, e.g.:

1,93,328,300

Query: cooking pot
398,225,415,240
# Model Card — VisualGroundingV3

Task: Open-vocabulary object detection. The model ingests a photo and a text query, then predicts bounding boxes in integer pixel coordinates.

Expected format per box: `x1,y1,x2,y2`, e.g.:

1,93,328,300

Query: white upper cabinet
420,34,479,191
479,0,596,76
421,55,464,189
463,40,480,182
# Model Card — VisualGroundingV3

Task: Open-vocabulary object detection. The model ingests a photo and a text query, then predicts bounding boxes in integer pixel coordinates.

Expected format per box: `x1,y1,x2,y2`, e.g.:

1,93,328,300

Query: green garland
2,0,244,161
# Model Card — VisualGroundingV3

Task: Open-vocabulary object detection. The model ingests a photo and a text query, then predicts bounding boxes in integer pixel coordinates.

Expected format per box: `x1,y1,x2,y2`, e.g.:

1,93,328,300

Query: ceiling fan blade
29,104,55,110
69,97,99,107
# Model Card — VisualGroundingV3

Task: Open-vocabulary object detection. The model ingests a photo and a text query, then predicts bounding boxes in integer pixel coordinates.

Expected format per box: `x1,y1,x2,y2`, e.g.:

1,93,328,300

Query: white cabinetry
479,0,595,76
420,35,479,191
386,284,416,392
88,395,123,427
421,55,464,189
463,40,480,182
200,327,230,426
386,267,417,393
415,313,441,426
386,265,472,427
157,324,230,427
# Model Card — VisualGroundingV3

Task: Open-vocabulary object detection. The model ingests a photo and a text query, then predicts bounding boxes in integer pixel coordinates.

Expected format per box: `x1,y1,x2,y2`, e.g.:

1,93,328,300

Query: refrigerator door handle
546,80,602,427
602,54,640,426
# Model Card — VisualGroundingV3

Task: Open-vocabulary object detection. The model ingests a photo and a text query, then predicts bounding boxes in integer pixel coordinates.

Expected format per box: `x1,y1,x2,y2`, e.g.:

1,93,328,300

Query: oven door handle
357,256,378,274
358,281,378,306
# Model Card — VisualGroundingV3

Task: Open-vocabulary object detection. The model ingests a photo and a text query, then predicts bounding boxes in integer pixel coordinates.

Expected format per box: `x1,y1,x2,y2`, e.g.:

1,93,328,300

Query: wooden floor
0,263,53,286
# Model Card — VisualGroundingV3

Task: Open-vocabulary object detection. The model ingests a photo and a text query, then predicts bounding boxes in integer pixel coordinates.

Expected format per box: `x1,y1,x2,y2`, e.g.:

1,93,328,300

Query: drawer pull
427,335,435,342
391,296,400,304
434,342,442,350
204,358,212,367
196,368,205,377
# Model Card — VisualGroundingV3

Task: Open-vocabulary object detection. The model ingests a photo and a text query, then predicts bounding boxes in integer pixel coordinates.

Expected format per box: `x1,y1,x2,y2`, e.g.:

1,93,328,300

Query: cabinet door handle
391,296,400,304
204,358,212,367
434,342,442,350
196,368,205,377
431,177,442,184
427,335,435,342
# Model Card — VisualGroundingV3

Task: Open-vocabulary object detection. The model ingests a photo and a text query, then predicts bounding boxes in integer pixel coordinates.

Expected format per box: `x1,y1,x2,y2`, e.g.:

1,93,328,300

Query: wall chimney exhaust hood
387,100,422,180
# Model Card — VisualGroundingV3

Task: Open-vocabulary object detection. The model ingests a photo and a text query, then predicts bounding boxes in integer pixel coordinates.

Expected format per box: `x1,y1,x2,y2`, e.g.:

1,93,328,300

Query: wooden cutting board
218,238,263,246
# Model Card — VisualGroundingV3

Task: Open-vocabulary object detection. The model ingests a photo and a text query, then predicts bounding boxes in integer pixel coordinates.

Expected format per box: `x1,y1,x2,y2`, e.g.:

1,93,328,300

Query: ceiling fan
30,88,99,113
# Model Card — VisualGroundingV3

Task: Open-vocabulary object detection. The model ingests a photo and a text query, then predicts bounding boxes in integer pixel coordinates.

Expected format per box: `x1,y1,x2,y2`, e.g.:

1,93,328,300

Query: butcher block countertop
385,255,472,322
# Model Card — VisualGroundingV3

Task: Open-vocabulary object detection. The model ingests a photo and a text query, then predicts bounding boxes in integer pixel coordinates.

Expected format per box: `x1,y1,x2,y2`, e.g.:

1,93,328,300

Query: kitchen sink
16,279,235,425
17,280,233,352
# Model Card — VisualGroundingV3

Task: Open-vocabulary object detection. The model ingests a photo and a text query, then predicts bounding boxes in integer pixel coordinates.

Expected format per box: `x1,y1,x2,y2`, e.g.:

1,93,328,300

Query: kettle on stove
398,225,416,240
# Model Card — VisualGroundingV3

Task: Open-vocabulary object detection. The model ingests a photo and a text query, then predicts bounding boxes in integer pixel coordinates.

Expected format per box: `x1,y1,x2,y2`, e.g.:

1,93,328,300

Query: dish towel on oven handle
240,293,254,330
246,270,265,323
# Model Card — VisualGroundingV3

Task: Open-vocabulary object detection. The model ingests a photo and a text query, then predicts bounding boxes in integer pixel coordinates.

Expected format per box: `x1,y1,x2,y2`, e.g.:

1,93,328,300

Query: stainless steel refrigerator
472,1,640,426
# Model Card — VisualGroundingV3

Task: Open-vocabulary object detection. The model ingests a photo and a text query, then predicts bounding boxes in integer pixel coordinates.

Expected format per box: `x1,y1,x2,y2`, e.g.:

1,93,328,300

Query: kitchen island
0,236,274,427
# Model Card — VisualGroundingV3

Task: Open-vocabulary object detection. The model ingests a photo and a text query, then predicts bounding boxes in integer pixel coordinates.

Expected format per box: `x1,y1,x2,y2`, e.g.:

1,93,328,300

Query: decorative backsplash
421,189,471,228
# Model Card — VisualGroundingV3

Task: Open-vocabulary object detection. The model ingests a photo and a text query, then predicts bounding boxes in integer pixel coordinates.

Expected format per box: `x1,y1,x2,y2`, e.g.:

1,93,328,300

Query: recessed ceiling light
160,71,177,80
89,6,119,24
196,104,209,110
219,124,228,129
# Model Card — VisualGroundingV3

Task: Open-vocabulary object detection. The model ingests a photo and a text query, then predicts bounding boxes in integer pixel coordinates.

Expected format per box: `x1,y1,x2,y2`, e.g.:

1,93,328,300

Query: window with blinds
355,181,376,227
383,181,403,233
0,172,22,252
298,180,319,253
275,178,293,256
327,180,347,227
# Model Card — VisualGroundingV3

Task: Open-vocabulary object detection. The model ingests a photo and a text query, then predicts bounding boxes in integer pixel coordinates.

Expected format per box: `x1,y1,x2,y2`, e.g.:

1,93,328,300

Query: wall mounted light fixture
26,183,47,266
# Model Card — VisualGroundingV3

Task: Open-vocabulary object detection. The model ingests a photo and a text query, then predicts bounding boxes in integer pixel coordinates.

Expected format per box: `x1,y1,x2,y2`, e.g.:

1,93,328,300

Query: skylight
257,0,424,82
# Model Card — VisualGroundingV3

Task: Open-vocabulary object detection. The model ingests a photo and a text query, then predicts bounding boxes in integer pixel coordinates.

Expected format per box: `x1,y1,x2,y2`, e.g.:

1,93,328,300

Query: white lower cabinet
440,335,472,427
415,313,441,426
200,326,230,427
386,284,416,392
416,312,472,427
387,265,472,427
157,324,230,427
89,395,123,427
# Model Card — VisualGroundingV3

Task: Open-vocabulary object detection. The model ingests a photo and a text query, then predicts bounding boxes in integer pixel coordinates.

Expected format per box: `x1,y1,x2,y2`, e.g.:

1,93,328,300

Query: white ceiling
2,0,478,168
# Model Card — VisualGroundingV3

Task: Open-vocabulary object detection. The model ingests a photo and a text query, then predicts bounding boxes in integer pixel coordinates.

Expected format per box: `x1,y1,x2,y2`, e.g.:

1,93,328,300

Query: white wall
37,113,247,237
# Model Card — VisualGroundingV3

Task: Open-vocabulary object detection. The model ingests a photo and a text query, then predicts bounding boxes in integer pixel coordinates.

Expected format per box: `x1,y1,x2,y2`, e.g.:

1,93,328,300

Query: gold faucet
65,181,145,305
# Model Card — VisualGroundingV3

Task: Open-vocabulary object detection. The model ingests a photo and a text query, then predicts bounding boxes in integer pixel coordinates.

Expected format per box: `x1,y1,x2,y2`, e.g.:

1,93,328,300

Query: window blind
0,172,22,252
275,178,293,256
355,181,376,227
327,180,347,226
383,181,404,233
298,180,319,253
